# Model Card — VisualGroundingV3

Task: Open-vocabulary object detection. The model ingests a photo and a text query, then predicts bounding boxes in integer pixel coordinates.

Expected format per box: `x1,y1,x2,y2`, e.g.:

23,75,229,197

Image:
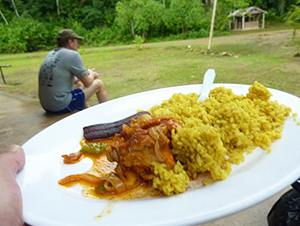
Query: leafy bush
267,8,282,22
187,29,209,39
84,27,117,46
0,25,26,53
0,17,57,53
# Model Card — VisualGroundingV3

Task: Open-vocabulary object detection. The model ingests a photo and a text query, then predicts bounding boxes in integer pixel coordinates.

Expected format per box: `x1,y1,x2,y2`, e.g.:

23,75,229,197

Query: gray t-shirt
38,48,88,111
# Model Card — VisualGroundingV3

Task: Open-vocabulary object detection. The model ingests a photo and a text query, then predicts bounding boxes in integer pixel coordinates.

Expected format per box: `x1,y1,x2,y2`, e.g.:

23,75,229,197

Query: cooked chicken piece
107,115,181,181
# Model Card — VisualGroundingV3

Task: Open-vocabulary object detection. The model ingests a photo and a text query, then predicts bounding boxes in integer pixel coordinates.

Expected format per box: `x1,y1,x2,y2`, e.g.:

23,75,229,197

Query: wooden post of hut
242,15,245,30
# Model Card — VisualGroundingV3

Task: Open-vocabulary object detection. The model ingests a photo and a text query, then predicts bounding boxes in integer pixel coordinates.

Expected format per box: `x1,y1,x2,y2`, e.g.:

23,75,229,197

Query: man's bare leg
96,81,109,103
81,79,109,105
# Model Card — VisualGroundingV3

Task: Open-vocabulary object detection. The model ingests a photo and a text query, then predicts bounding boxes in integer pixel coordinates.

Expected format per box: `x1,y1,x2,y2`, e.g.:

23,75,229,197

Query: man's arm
80,69,100,87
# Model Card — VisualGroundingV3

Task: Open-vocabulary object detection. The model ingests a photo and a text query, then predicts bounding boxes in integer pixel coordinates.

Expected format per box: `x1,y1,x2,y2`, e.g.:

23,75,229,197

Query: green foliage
0,24,26,53
265,8,280,23
0,17,58,53
163,0,209,34
286,5,300,26
114,0,135,38
114,0,210,39
134,0,165,38
133,35,145,50
85,26,117,46
81,0,118,29
226,0,251,9
0,0,298,53
164,0,188,33
250,0,298,16
286,4,300,38
185,1,208,30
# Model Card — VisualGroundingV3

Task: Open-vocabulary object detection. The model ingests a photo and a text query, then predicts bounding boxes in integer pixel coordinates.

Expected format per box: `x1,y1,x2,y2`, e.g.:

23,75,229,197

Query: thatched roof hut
228,6,267,30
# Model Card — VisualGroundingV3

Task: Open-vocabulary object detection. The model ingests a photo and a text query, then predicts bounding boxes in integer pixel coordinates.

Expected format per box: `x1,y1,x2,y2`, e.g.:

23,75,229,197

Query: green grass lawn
1,27,300,107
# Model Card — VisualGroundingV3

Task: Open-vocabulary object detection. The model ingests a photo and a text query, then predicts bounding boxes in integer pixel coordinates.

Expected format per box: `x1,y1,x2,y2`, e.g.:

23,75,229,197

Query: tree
229,0,250,9
11,0,19,17
114,0,137,38
164,0,206,35
56,0,60,16
22,0,57,21
286,3,300,39
115,0,152,39
165,0,188,34
251,0,298,16
81,0,118,29
0,9,9,24
133,0,164,38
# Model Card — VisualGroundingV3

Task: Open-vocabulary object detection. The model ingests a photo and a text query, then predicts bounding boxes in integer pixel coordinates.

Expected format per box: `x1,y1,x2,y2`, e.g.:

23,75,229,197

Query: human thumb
0,145,25,179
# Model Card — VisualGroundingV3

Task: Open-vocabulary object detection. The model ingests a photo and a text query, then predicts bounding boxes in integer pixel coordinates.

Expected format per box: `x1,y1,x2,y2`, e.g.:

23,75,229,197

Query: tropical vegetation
0,0,300,53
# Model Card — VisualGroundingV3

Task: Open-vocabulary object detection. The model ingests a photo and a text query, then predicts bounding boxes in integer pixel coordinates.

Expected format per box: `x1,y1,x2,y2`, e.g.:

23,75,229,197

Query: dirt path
84,29,294,53
143,29,294,47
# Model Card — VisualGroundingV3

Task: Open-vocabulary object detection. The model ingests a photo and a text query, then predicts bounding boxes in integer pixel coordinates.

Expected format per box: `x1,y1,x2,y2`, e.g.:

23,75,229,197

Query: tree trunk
11,0,20,18
130,20,135,39
0,10,9,25
56,0,60,16
205,0,211,7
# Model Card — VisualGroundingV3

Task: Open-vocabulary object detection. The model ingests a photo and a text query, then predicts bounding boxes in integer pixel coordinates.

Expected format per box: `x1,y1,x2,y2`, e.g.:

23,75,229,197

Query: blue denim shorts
47,89,85,114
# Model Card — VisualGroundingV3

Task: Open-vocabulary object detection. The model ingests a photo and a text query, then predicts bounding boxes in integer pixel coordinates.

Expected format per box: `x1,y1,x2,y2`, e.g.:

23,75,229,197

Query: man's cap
57,29,84,42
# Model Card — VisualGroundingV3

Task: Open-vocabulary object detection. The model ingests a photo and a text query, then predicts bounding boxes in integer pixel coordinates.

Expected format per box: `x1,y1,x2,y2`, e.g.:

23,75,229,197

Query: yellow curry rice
149,81,291,184
151,161,190,196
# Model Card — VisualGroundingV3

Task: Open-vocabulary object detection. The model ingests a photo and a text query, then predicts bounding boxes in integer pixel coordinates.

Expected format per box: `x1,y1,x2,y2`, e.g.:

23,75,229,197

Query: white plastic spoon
197,69,216,101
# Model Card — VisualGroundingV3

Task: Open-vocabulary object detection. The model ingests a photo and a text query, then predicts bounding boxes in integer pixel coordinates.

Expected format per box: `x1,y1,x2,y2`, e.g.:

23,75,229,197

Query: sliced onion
58,173,106,186
149,127,160,140
114,165,126,181
104,174,126,194
103,180,116,192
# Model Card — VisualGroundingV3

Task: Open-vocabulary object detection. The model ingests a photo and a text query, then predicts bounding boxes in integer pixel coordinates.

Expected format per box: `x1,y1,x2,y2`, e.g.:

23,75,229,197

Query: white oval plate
17,84,300,226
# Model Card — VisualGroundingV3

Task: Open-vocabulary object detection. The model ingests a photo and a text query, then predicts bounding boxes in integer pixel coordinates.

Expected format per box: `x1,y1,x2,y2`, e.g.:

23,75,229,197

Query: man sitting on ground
38,29,109,114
